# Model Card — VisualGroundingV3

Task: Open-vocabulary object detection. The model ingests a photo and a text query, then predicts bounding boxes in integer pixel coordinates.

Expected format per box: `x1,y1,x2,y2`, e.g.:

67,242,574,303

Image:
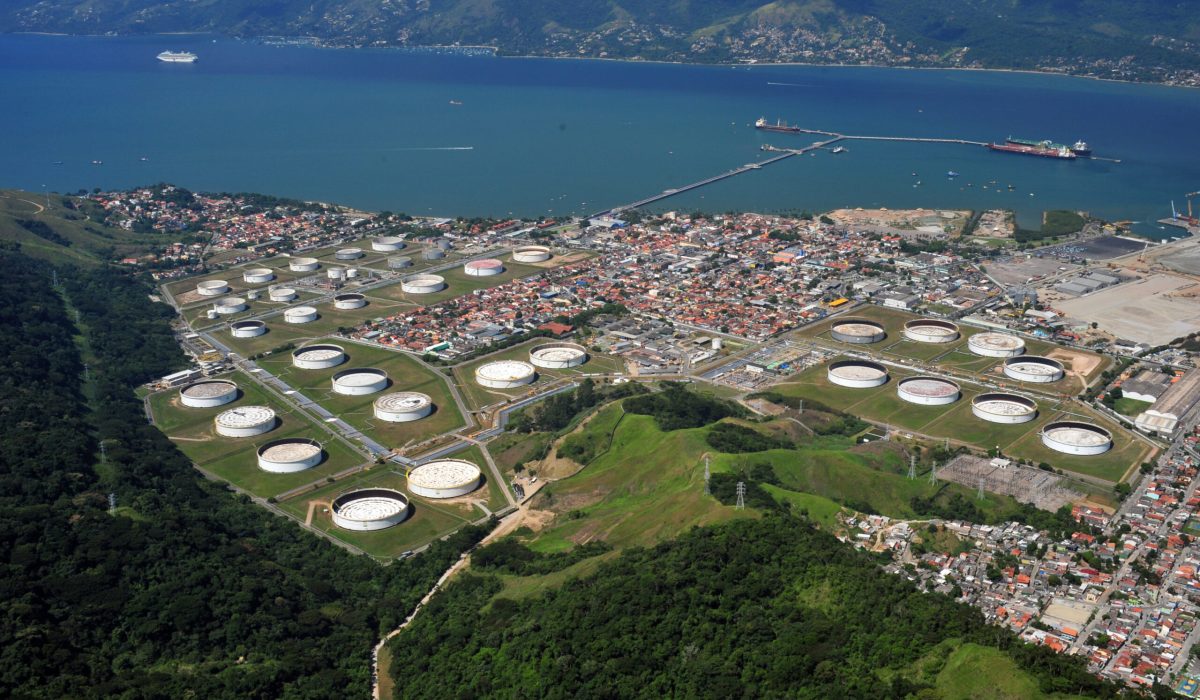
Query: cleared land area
1050,273,1200,344
255,340,466,451
147,371,365,498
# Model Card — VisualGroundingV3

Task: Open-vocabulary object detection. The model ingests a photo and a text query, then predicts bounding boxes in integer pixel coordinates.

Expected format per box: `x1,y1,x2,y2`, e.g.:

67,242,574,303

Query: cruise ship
157,51,198,63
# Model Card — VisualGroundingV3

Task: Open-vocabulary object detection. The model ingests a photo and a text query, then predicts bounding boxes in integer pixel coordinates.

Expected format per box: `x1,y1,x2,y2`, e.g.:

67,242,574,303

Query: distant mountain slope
4,1,1199,80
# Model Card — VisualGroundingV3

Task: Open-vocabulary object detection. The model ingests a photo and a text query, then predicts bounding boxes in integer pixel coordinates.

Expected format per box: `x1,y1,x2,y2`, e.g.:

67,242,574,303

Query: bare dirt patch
1044,347,1103,381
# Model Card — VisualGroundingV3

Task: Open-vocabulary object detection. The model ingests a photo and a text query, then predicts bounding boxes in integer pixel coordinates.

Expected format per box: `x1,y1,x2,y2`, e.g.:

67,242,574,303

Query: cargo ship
1006,137,1091,157
987,141,1076,160
754,117,803,134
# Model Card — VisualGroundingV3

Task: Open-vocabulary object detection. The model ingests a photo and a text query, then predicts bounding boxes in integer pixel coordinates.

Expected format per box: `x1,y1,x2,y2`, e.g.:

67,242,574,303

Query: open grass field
163,261,314,307
488,431,553,480
889,640,1094,700
180,291,325,330
771,361,1149,483
213,294,418,354
368,257,542,306
794,305,1107,395
278,468,482,558
147,372,366,498
254,340,467,451
525,401,1035,557
450,339,626,411
0,190,169,265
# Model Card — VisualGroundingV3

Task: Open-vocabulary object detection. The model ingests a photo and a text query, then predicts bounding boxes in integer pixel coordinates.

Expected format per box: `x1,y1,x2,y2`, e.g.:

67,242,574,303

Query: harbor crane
1175,191,1200,226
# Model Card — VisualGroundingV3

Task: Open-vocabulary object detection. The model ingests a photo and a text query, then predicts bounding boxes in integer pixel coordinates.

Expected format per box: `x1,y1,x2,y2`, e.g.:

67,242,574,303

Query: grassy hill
3,1,1198,77
0,190,167,265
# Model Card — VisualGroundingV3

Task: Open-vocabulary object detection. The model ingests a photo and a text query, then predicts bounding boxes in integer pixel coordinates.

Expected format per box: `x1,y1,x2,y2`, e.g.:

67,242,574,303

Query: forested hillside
0,250,485,698
3,0,1199,80
387,515,1118,698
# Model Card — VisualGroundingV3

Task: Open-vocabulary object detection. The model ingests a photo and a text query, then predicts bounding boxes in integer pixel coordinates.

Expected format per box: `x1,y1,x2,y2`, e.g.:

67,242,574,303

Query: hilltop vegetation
388,516,1116,698
0,190,174,266
4,1,1200,80
0,250,485,697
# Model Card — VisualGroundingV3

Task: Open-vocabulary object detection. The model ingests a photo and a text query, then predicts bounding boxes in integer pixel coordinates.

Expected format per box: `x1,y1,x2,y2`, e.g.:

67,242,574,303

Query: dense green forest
0,250,485,698
385,515,1118,698
3,0,1198,77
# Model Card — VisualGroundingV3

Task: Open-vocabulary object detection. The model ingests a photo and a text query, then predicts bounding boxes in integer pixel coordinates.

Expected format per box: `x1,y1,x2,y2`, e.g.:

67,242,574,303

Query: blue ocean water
2,33,1199,235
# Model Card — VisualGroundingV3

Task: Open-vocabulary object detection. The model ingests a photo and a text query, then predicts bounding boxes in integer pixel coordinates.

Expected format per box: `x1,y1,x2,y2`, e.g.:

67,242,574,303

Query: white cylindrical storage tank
712,338,723,350
407,459,482,499
179,379,239,408
402,274,446,294
243,267,274,284
335,247,363,261
475,360,537,389
1003,356,1065,383
331,488,410,531
897,376,961,405
388,255,413,270
968,332,1026,358
512,246,552,263
214,297,247,315
423,248,446,261
328,267,346,281
464,258,505,277
268,286,297,302
230,320,267,338
346,267,359,279
529,342,588,369
827,360,889,388
214,405,276,437
333,293,366,310
257,437,325,473
372,236,406,252
284,306,318,324
196,279,229,296
1041,421,1113,456
971,393,1038,424
903,319,960,344
331,368,389,395
292,344,347,370
289,257,320,272
247,289,261,302
830,318,886,344
373,392,434,423
437,239,452,251
206,309,220,320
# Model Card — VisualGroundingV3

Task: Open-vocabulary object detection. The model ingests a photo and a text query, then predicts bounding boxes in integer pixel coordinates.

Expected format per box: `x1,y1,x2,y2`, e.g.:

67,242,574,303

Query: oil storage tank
257,437,324,473
179,379,238,408
373,392,433,422
475,360,536,389
830,318,886,344
827,360,888,388
292,344,347,369
1003,356,1065,383
214,406,276,437
331,368,389,395
1041,421,1113,455
529,342,588,369
407,460,482,499
331,489,409,530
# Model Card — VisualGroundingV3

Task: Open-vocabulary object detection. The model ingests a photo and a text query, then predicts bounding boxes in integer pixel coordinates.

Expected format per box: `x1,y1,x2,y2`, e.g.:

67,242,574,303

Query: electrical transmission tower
735,482,746,511
977,478,986,500
703,456,711,496
108,493,117,516
908,455,917,480
929,462,938,484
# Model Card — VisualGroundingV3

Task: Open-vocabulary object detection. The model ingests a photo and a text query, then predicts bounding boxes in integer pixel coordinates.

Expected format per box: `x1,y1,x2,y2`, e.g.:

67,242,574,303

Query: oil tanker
1006,137,1092,157
987,141,1077,160
754,117,803,134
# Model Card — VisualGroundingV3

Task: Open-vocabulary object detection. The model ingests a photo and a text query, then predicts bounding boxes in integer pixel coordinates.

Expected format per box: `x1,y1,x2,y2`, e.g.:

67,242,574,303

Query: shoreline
8,30,1197,91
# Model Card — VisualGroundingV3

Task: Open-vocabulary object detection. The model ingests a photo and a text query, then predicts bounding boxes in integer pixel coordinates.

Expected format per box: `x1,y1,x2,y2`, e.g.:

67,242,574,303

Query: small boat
52,161,63,165
140,156,150,162
90,160,103,165
831,146,846,154
448,100,463,106
946,171,959,177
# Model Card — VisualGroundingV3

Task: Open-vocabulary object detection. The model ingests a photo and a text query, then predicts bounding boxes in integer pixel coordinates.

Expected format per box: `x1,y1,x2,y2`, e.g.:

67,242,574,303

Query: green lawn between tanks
146,372,365,498
524,405,1028,557
368,257,542,306
255,340,466,452
488,431,553,480
771,361,1144,483
213,296,419,356
794,304,1104,393
181,291,326,330
278,468,481,559
450,339,626,412
163,261,311,305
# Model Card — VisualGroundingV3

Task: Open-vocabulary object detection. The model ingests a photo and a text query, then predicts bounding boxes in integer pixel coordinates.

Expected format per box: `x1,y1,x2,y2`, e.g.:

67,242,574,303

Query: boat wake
386,146,474,151
766,82,813,87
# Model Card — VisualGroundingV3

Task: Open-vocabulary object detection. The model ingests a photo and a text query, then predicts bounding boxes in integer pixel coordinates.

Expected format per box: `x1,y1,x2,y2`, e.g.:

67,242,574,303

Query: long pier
606,136,841,215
